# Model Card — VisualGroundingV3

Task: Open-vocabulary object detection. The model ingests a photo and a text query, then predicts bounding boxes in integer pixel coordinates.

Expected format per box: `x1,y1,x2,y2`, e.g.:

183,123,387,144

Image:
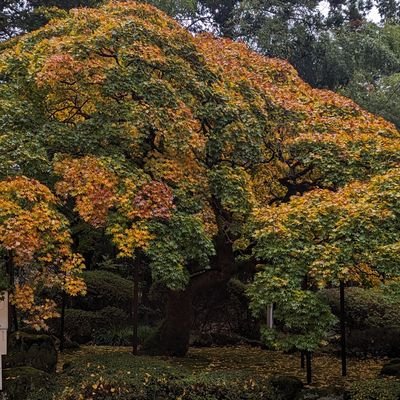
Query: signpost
0,292,8,391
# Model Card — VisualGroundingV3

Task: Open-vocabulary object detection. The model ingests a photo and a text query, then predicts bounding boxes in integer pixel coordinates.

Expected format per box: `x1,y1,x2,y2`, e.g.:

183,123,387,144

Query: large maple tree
0,1,399,355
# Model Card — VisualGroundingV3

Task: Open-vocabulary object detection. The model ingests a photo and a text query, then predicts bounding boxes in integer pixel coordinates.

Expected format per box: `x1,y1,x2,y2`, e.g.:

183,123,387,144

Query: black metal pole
132,263,139,355
59,290,67,352
301,351,305,369
340,280,347,376
306,351,312,384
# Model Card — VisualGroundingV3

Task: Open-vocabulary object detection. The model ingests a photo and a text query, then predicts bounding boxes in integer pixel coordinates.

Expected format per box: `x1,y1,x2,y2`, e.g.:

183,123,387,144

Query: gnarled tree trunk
143,288,193,356
144,201,238,356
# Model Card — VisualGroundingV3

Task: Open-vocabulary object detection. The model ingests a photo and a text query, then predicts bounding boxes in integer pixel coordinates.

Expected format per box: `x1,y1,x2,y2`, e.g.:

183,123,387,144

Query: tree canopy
0,0,399,353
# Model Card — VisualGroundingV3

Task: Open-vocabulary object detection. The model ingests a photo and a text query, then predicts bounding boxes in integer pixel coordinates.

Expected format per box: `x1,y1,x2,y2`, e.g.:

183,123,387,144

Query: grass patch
7,345,400,399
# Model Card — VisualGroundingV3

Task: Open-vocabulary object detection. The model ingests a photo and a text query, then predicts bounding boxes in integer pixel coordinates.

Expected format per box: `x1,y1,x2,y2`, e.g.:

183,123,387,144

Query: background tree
248,168,400,354
0,176,86,330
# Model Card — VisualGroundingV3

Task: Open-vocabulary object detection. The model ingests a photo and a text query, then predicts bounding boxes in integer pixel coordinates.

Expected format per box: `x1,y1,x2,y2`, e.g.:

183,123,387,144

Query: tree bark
340,280,347,376
143,288,193,356
6,251,18,332
306,351,312,384
143,198,238,356
59,291,67,352
132,263,139,355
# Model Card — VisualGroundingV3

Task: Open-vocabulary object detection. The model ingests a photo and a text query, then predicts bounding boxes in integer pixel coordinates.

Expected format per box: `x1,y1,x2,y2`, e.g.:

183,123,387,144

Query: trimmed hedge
63,307,130,344
321,287,400,356
322,287,400,330
71,270,133,312
5,332,57,373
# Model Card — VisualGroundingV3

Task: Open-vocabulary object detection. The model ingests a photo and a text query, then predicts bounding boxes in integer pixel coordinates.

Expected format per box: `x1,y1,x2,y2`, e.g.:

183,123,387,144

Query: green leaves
147,213,215,290
248,168,400,351
247,267,336,352
209,165,254,217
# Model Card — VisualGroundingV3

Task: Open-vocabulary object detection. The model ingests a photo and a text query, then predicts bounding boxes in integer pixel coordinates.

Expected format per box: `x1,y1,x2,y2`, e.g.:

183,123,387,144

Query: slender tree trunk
306,351,312,384
340,280,347,376
132,263,139,355
301,351,305,369
59,291,67,352
6,251,18,332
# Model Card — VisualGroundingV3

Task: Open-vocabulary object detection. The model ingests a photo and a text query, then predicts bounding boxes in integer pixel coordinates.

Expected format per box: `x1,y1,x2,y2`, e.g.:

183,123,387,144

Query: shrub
63,307,131,344
348,379,400,400
58,371,278,400
321,287,400,356
347,328,400,357
137,325,157,345
3,367,54,400
322,287,400,330
5,332,57,373
49,351,304,400
93,327,133,346
70,270,133,312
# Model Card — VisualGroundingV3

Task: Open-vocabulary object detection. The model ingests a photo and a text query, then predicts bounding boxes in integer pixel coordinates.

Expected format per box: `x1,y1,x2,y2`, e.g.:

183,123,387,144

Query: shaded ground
59,345,390,389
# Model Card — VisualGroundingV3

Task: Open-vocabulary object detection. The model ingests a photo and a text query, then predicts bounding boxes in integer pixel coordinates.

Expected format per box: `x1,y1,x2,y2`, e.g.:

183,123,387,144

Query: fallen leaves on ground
59,345,392,388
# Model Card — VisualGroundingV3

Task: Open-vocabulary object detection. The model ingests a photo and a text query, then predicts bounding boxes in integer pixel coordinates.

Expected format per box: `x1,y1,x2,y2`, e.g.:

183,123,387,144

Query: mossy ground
57,345,391,389
6,345,399,399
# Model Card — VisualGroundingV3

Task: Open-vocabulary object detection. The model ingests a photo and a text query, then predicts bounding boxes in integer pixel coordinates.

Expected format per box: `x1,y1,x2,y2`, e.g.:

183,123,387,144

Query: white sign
0,291,8,392
0,292,8,330
0,330,6,357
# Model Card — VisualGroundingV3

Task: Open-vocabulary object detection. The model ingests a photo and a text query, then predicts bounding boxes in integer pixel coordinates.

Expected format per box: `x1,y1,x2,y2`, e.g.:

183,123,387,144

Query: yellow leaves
55,156,177,258
123,42,166,65
55,156,118,227
0,176,86,328
64,276,87,297
12,283,60,328
24,300,60,331
12,284,35,312
254,167,400,289
0,176,56,205
108,222,154,258
62,254,86,296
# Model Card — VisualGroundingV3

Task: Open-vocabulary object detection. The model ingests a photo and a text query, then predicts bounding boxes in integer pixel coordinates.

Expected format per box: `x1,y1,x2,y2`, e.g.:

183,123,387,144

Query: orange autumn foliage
0,177,86,330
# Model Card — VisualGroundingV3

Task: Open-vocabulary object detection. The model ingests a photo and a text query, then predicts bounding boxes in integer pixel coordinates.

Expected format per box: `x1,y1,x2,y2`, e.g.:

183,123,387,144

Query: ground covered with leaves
14,345,392,399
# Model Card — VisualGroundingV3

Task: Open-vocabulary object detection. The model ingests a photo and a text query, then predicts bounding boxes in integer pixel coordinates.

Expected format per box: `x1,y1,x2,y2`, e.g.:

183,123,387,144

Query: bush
63,307,131,344
58,371,279,400
321,287,400,356
348,379,400,400
347,328,400,357
70,270,133,312
3,367,54,400
268,375,303,400
93,327,133,346
322,287,400,330
380,359,400,376
137,325,157,345
5,332,57,373
92,325,158,347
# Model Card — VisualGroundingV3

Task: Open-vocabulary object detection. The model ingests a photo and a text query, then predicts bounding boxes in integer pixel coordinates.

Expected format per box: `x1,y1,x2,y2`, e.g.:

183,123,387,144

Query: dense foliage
0,177,86,329
0,0,399,353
